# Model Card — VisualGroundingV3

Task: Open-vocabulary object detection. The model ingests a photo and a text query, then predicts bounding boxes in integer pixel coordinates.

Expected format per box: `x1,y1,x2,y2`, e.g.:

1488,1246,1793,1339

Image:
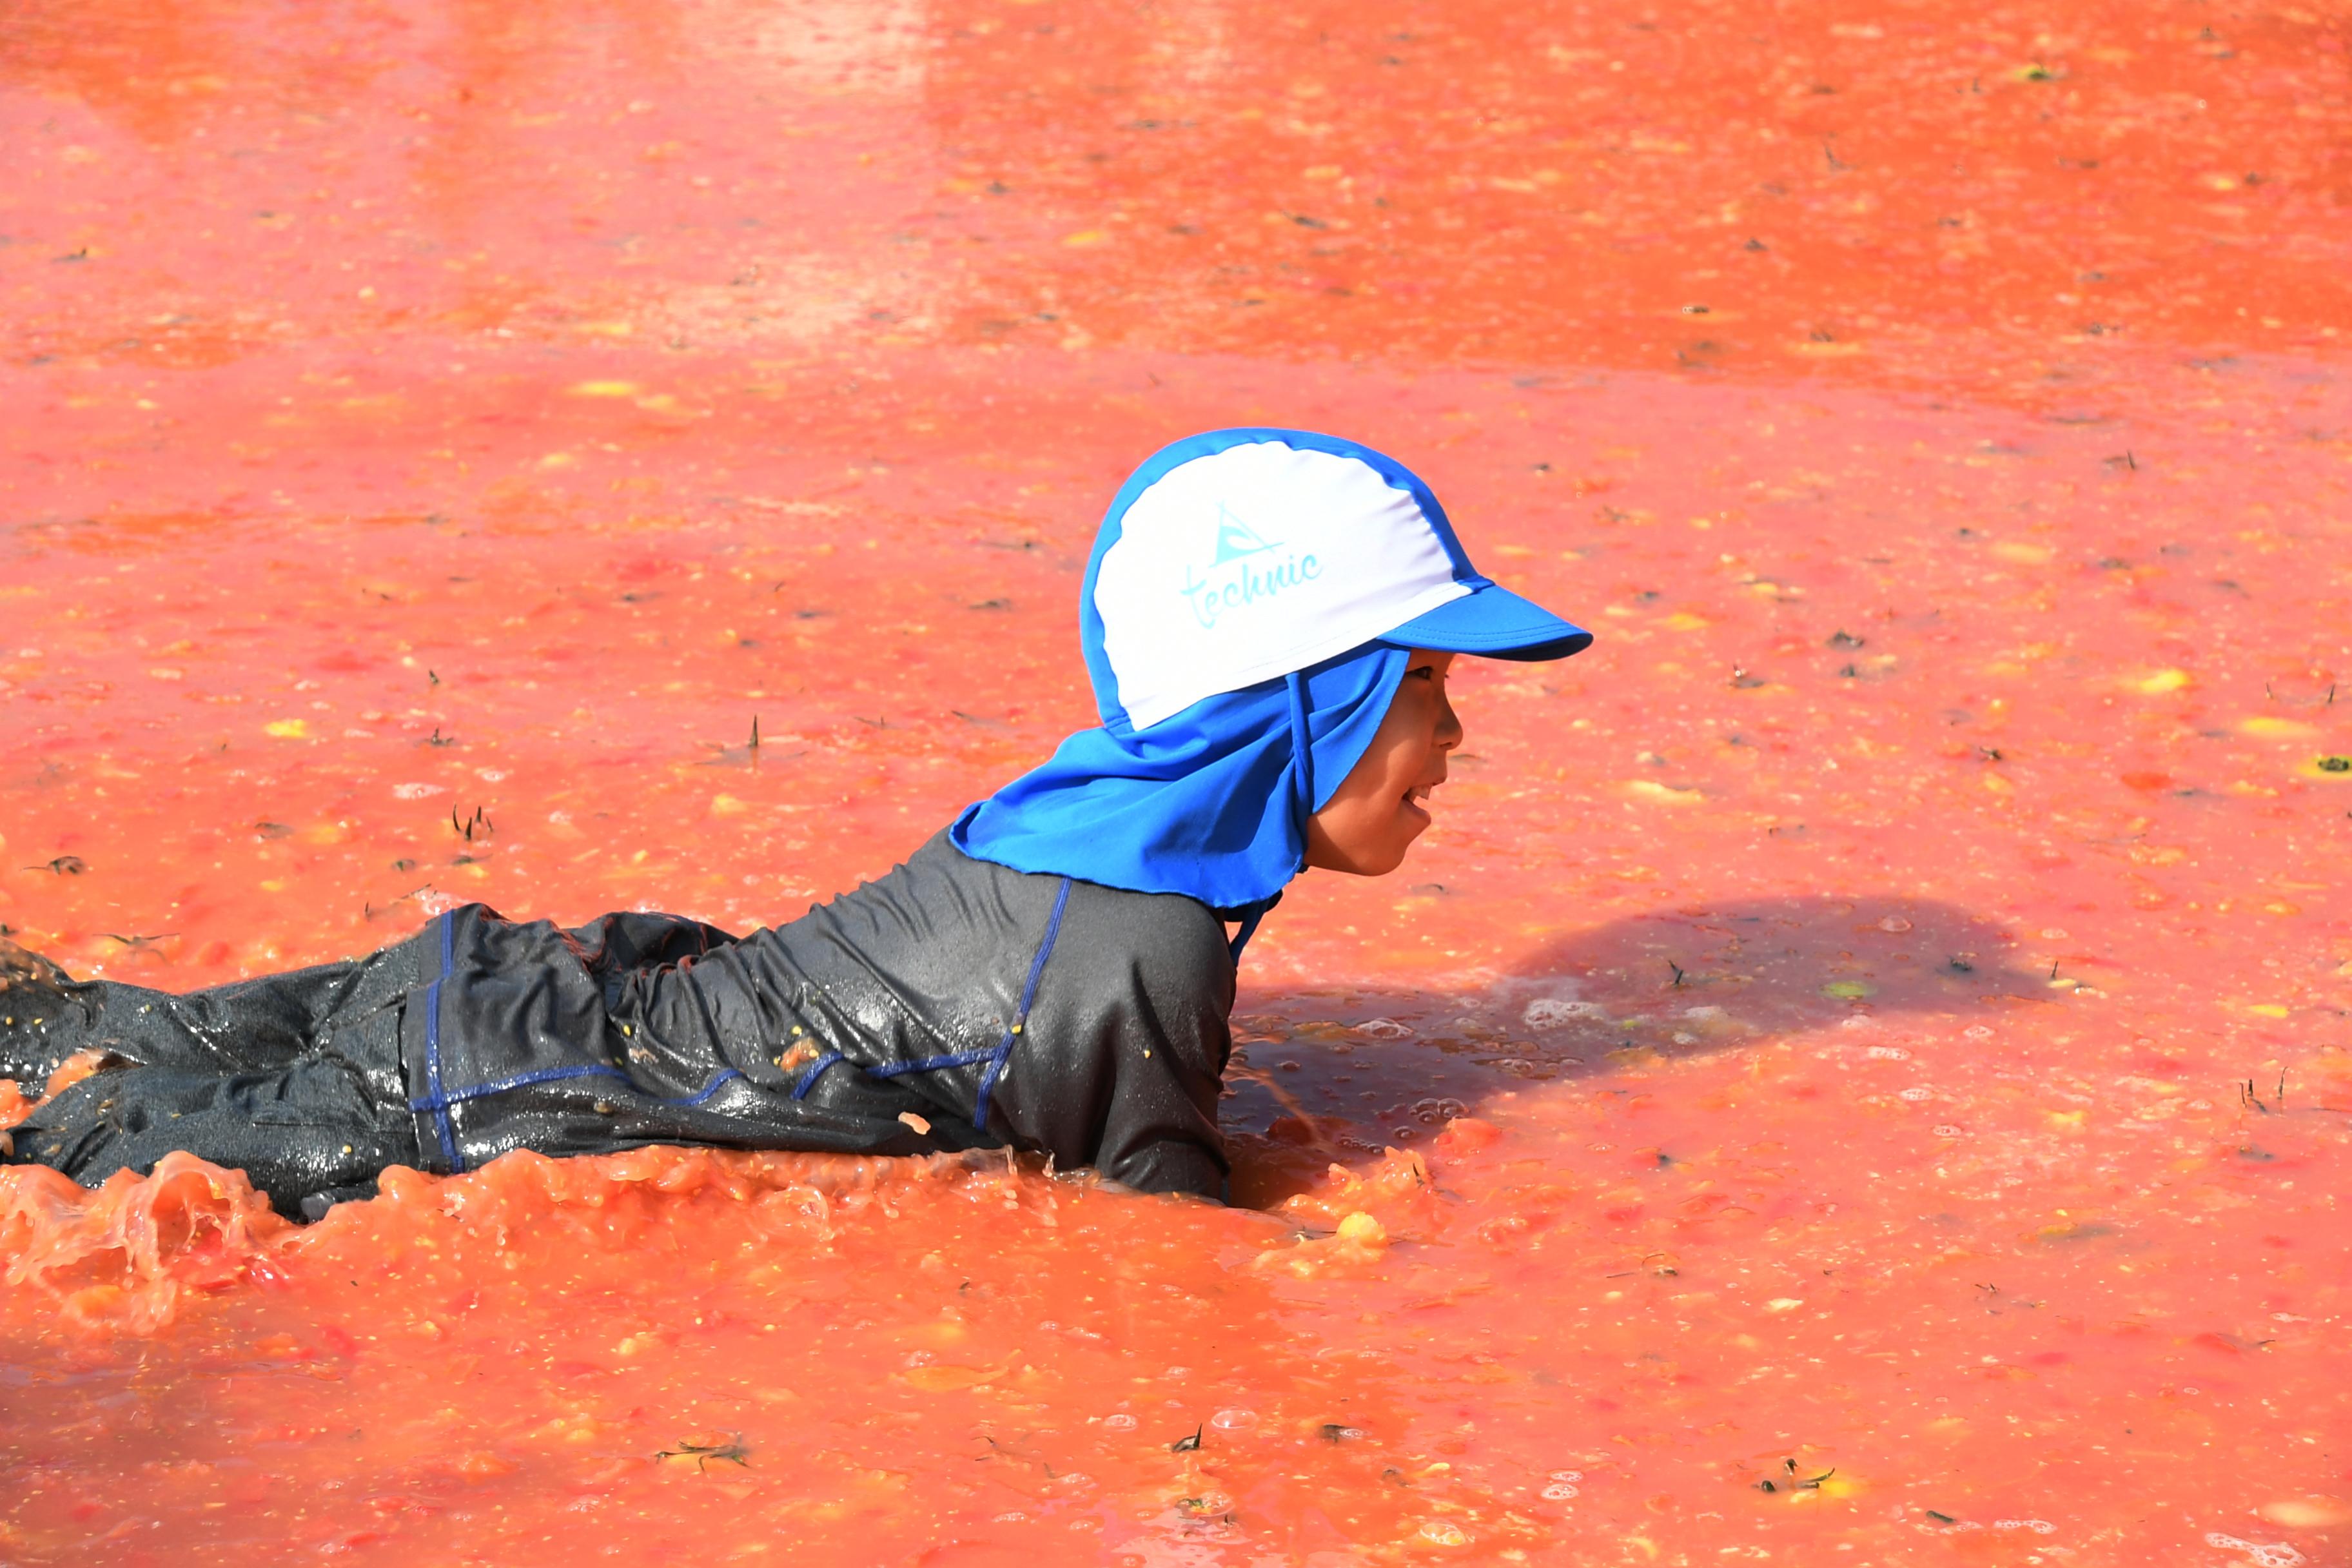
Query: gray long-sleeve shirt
5,830,1242,1213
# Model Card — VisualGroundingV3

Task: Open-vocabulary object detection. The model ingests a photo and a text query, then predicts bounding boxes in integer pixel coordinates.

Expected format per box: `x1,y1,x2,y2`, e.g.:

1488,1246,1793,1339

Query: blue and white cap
1079,427,1592,731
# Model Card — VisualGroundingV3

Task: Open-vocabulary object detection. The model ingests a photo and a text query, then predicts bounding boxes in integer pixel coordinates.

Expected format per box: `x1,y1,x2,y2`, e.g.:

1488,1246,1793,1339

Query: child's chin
1379,824,1431,874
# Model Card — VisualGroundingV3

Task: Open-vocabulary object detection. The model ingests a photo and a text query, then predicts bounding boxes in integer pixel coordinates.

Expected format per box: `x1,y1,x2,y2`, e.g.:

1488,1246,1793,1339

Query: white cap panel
1093,444,1464,730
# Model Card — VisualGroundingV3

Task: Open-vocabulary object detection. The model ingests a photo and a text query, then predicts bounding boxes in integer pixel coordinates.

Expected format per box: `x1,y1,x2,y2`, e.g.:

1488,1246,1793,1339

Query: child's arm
1084,995,1230,1199
1002,895,1237,1201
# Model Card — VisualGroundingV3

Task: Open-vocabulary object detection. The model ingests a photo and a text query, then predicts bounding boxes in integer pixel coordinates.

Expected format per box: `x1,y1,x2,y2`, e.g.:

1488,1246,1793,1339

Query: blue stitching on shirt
790,1051,845,1100
867,1046,997,1079
972,876,1073,1130
407,1063,745,1110
420,910,462,1173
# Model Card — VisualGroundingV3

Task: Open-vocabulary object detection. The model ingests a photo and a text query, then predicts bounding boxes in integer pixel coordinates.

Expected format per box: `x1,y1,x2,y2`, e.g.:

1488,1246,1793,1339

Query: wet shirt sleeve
997,881,1235,1202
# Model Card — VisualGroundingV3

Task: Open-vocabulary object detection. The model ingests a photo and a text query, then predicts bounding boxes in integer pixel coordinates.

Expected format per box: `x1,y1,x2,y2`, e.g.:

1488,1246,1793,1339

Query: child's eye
1406,665,1436,680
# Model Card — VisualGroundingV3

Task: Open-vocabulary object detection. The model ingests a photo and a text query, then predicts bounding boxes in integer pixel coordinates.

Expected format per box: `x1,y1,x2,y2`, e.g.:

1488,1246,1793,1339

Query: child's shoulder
914,832,1233,987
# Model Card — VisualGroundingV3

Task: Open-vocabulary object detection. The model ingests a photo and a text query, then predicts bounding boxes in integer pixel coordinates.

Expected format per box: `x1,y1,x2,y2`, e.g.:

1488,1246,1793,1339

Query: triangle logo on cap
1211,504,1278,565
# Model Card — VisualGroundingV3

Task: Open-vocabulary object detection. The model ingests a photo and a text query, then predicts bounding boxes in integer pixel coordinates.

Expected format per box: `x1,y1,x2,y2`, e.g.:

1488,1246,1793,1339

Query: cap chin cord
1286,669,1316,845
1225,899,1273,966
1225,670,1318,971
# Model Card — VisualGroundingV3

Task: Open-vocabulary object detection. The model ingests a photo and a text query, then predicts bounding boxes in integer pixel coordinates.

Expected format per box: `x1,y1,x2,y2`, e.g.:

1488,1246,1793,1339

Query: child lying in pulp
0,429,1591,1217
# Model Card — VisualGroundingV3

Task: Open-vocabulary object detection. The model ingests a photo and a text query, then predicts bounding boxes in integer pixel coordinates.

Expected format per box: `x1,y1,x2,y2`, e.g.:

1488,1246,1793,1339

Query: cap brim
1382,582,1592,662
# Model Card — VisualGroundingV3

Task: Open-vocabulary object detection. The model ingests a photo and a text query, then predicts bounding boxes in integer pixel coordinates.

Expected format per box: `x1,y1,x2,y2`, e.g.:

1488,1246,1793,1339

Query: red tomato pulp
1,0,2348,1562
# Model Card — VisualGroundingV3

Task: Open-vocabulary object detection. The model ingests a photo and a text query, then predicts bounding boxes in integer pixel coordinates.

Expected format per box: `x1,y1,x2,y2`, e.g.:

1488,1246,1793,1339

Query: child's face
1304,649,1463,877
